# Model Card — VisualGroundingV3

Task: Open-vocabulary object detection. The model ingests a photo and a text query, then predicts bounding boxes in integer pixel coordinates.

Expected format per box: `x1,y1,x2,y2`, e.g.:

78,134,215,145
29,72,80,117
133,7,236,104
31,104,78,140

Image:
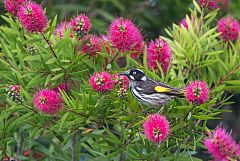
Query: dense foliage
0,0,240,160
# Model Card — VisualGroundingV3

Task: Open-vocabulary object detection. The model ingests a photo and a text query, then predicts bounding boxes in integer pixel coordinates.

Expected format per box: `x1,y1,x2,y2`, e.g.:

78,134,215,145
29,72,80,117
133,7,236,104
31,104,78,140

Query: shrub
0,0,239,160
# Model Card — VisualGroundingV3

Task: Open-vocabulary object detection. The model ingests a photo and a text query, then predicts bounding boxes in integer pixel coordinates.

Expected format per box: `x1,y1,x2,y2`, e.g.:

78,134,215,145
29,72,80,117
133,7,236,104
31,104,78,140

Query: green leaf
51,73,64,81
193,0,201,13
46,57,56,64
24,55,41,61
26,74,43,88
59,113,69,131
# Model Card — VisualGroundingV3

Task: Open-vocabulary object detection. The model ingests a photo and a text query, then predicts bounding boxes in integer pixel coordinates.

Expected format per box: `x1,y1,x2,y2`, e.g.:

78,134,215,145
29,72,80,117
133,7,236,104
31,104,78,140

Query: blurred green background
1,0,240,138
1,0,239,40
0,0,240,160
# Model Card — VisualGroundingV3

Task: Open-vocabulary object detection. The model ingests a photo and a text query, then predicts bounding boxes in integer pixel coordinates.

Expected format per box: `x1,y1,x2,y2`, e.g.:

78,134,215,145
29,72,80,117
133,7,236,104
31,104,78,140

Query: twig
65,108,87,117
212,63,240,90
16,132,23,160
184,105,194,120
119,152,125,161
40,32,69,90
197,5,206,35
71,131,78,161
22,104,38,113
40,32,59,62
103,52,120,70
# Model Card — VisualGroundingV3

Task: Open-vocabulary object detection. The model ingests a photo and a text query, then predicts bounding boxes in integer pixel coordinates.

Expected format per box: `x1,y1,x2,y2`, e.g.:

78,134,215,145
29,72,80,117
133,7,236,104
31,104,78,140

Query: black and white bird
119,68,184,108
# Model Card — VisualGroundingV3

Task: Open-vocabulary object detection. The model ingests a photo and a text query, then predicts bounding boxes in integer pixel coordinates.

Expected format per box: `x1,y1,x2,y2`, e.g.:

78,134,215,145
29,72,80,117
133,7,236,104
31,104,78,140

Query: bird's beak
119,70,130,76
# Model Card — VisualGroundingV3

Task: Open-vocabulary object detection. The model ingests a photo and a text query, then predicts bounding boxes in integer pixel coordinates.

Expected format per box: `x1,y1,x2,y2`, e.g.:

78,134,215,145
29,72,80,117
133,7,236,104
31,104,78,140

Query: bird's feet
142,108,155,116
157,106,164,114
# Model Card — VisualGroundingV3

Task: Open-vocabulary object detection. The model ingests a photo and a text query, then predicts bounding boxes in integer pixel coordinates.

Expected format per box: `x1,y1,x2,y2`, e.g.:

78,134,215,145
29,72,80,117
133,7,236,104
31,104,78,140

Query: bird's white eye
133,72,136,75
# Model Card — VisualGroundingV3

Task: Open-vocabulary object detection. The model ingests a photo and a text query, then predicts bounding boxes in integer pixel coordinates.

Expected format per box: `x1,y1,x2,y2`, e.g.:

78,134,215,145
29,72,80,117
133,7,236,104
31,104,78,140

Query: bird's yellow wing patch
154,86,172,93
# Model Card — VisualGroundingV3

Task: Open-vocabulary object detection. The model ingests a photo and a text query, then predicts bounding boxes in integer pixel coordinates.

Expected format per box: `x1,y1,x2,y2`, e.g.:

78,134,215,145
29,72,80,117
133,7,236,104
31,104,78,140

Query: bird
119,68,184,110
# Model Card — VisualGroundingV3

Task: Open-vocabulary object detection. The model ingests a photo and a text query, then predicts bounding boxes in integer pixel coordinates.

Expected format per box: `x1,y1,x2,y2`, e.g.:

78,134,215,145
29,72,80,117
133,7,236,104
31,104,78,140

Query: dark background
1,0,240,39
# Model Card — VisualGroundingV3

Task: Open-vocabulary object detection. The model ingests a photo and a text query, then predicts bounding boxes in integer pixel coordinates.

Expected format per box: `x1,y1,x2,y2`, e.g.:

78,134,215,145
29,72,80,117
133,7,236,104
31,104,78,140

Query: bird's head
119,68,147,81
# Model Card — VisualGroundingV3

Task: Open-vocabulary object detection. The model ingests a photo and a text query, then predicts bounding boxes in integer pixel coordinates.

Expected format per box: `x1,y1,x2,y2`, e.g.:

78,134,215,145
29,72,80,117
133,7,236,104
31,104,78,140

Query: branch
16,132,23,160
71,131,78,161
183,105,195,120
40,32,69,89
213,63,240,89
64,108,87,117
103,52,120,70
40,32,65,70
40,32,58,61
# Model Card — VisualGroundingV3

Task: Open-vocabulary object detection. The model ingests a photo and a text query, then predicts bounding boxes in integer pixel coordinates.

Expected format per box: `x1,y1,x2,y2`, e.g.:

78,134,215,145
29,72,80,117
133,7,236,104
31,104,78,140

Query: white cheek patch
141,76,147,81
130,75,134,80
136,87,143,91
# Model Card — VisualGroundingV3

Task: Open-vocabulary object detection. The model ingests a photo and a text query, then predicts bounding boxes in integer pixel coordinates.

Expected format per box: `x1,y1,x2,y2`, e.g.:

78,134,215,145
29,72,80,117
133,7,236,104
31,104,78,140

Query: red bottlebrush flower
54,21,72,39
147,38,172,74
108,18,143,58
18,2,48,33
82,35,102,56
217,17,239,42
1,157,16,161
143,114,170,143
71,14,91,37
198,0,218,9
185,81,209,104
24,149,45,159
89,72,114,92
52,83,70,93
33,89,63,114
204,127,240,161
4,0,27,16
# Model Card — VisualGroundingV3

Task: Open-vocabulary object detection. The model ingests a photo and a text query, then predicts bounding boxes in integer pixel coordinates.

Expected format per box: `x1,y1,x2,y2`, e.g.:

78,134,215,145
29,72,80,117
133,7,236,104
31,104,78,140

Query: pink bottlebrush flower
6,85,23,104
113,74,129,97
54,21,73,39
117,87,128,97
220,0,230,9
199,0,218,9
217,17,239,42
89,72,114,92
7,85,21,95
113,74,129,90
33,89,63,114
101,35,115,55
52,83,70,93
143,114,170,143
204,127,240,161
185,81,209,104
18,2,48,33
180,18,189,29
82,35,102,56
179,16,195,30
71,14,91,37
147,38,172,74
108,18,143,58
4,0,27,16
